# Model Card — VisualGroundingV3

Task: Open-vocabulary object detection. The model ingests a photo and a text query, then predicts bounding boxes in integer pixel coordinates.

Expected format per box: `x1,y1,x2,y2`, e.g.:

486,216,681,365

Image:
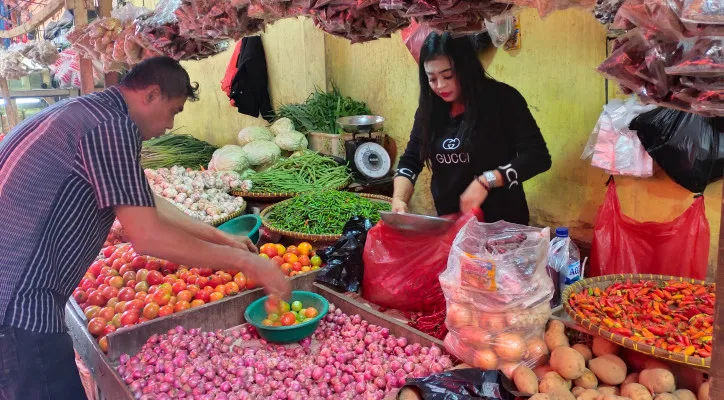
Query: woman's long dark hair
417,32,494,165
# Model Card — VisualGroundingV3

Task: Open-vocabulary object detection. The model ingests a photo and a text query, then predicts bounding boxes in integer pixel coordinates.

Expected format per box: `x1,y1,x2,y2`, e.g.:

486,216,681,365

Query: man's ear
144,85,162,105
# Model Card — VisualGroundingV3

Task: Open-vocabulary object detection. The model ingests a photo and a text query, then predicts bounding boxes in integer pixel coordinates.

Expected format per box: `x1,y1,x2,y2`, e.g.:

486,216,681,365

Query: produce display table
67,273,444,399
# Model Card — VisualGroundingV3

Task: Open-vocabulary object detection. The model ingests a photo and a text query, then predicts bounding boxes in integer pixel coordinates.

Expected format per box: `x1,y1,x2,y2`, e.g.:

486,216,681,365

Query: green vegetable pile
141,133,218,170
245,151,352,193
275,84,371,135
264,190,391,235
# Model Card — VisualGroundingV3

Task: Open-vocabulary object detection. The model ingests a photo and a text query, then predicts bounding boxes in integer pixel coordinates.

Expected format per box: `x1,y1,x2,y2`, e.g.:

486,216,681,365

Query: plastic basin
244,291,329,344
217,214,262,244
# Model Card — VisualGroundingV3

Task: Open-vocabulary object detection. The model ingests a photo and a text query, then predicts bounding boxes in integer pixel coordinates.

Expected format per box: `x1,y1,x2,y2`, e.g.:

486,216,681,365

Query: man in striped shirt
0,57,289,399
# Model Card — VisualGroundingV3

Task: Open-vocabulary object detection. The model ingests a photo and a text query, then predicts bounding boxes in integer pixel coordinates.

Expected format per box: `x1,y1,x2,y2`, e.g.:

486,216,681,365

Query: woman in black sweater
392,32,551,225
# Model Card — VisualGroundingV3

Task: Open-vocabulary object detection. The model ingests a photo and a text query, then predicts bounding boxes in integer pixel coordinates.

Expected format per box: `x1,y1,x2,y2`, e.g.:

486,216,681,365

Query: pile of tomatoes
261,297,320,327
74,244,253,352
258,242,323,277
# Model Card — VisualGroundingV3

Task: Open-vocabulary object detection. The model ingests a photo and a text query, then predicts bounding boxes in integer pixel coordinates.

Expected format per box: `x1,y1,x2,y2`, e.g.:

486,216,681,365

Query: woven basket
210,202,247,227
260,193,392,242
230,180,351,202
562,274,713,368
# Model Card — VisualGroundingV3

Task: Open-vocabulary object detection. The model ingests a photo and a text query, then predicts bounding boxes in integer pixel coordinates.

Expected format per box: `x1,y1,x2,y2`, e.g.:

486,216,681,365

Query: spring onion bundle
275,84,371,134
244,151,352,193
141,133,218,170
264,190,390,235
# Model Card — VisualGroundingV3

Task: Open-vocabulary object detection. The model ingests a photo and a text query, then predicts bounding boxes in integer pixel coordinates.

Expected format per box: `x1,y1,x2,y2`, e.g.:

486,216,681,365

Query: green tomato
291,301,303,312
280,301,290,313
297,314,306,322
268,313,280,322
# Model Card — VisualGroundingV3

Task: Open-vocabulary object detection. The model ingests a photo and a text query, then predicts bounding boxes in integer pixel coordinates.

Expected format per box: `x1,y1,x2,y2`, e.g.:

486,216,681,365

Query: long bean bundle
275,84,371,134
246,151,352,193
141,133,218,170
264,190,390,235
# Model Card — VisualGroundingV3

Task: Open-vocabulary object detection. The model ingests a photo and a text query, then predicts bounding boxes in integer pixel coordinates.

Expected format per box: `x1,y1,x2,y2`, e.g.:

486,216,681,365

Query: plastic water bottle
548,227,581,307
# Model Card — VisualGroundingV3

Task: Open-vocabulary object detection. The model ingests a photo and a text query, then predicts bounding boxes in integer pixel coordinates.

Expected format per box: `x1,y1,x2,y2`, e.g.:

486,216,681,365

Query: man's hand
217,232,258,253
242,254,291,300
459,178,488,214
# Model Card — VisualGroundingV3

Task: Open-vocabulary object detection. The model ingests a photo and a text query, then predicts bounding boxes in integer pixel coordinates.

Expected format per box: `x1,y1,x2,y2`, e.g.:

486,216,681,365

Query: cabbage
242,140,281,166
274,130,308,151
237,126,273,146
208,145,249,172
270,118,295,136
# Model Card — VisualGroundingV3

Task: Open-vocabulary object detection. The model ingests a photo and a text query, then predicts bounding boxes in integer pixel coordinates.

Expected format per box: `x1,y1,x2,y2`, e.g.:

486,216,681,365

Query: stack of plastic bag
582,97,657,177
440,219,553,376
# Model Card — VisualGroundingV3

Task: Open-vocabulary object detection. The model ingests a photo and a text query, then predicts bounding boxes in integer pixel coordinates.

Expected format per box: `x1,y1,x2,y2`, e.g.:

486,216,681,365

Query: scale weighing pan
337,115,385,133
379,211,455,235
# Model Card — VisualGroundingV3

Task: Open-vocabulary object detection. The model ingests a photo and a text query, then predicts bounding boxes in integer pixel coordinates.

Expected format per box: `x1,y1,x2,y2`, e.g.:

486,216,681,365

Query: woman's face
424,56,461,103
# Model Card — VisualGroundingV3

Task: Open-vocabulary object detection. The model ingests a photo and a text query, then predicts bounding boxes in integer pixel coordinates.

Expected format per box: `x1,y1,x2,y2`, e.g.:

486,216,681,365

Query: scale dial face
354,142,391,179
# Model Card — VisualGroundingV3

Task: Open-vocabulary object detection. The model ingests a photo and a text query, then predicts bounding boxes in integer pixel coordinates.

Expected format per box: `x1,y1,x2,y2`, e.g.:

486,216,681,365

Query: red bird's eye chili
568,279,714,359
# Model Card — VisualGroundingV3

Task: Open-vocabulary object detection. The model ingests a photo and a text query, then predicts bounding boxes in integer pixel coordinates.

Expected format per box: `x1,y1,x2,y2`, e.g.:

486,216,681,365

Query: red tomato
88,291,106,307
190,299,205,308
186,274,198,284
194,290,210,303
246,278,256,290
158,305,174,317
103,324,117,336
98,336,109,353
261,244,278,258
142,302,160,319
144,294,154,304
298,255,311,267
265,297,281,315
280,312,296,326
179,271,191,282
79,278,95,292
158,283,173,294
286,245,299,256
209,292,224,302
197,277,209,288
111,259,125,271
73,290,88,304
186,285,200,297
134,291,147,301
271,256,285,267
189,268,201,276
163,275,177,285
118,265,133,277
172,281,187,294
102,286,119,300
199,268,213,277
280,263,293,276
209,275,222,288
214,285,226,294
131,256,147,269
102,246,115,258
177,290,192,303
304,307,319,319
98,307,115,321
107,269,120,277
225,282,240,296
152,290,171,306
233,273,246,289
84,306,101,320
89,260,104,277
122,271,136,284
120,310,140,327
146,270,164,286
219,272,232,284
108,276,124,289
117,287,135,302
125,280,137,289
174,301,190,312
292,262,303,272
87,317,107,336
124,299,144,312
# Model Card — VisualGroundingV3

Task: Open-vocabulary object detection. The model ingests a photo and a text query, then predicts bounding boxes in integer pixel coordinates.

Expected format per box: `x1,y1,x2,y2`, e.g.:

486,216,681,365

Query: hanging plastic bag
630,107,724,193
679,0,724,25
314,217,373,292
665,37,724,77
399,368,523,399
589,180,709,280
484,14,516,48
400,21,436,64
582,98,657,178
361,210,482,313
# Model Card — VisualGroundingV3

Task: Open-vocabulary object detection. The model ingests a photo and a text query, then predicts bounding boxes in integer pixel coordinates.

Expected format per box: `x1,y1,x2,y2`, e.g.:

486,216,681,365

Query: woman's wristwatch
476,171,498,191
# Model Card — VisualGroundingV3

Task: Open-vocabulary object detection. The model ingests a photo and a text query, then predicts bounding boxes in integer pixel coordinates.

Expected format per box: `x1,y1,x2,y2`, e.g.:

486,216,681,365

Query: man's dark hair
120,56,199,101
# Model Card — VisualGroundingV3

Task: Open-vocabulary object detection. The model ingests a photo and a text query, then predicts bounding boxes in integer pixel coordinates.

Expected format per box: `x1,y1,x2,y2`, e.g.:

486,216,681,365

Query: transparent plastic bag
680,0,723,25
484,14,516,48
665,37,724,77
616,0,686,41
439,219,553,310
111,4,152,23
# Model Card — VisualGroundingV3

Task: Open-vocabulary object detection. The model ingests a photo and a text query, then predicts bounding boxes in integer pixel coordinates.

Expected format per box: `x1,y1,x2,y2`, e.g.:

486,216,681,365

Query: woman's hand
460,179,488,214
391,198,408,214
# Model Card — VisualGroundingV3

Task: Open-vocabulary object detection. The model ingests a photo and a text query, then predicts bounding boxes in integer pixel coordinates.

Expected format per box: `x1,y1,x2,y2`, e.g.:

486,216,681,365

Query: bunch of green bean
275,84,371,134
247,151,352,193
265,190,391,235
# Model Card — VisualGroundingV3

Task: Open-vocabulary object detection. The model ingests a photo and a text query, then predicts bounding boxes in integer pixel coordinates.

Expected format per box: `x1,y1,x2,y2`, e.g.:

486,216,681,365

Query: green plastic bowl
217,214,262,244
244,291,329,344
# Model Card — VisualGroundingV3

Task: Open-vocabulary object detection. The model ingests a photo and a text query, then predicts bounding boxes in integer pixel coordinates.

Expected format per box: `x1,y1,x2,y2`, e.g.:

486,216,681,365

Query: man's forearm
154,194,225,244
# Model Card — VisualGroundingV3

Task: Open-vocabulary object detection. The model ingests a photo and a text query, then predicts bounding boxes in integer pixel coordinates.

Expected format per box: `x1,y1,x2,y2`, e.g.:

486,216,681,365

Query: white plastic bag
484,14,516,48
582,97,657,178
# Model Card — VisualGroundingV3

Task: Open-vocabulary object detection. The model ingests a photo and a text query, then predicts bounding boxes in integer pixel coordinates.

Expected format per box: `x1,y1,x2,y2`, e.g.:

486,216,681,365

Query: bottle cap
555,227,569,238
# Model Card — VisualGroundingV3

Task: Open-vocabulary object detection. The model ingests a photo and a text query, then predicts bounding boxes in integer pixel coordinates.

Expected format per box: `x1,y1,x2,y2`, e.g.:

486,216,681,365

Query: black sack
398,368,525,400
314,216,373,293
631,107,724,193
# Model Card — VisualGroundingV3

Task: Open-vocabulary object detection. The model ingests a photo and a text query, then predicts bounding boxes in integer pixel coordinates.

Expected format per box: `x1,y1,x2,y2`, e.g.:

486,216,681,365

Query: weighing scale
337,115,392,180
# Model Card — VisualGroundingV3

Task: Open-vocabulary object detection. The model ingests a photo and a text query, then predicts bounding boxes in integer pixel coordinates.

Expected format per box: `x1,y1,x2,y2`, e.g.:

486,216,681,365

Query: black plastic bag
631,107,724,193
398,368,524,400
314,216,373,292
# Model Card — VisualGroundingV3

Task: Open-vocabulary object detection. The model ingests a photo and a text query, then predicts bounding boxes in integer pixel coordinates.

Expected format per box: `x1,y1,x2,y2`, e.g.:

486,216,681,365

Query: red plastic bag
400,20,435,64
590,180,709,280
361,209,483,313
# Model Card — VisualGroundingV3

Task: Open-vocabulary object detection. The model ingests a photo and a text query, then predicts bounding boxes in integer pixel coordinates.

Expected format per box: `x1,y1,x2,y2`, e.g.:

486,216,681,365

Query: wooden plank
8,88,79,98
0,0,65,39
711,178,724,397
71,0,95,95
0,77,18,128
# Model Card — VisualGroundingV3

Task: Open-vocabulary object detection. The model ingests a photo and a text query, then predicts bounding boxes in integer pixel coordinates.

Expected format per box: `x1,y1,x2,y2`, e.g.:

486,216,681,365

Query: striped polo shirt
0,87,155,333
